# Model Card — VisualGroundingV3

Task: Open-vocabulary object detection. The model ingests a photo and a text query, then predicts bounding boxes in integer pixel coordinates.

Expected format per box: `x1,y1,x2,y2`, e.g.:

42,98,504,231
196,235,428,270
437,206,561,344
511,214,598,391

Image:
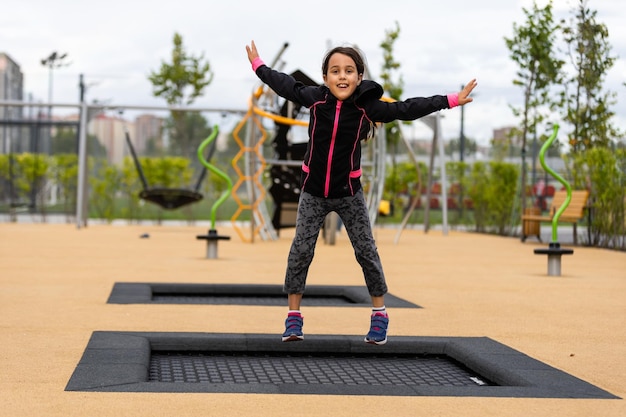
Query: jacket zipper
325,101,342,197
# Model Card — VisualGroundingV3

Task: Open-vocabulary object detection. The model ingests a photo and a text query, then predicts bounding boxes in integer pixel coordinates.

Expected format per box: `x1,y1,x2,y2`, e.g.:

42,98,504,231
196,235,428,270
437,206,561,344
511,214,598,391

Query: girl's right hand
246,40,259,64
458,79,477,106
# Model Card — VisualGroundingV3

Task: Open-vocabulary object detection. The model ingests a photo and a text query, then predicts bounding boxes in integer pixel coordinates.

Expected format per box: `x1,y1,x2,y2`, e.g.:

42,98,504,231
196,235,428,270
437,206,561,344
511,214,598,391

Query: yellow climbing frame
230,86,308,242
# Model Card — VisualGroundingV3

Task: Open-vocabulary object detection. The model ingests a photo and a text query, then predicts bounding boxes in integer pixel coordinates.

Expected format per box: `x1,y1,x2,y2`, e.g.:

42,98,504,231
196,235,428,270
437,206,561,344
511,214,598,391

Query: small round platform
196,229,230,259
534,242,573,276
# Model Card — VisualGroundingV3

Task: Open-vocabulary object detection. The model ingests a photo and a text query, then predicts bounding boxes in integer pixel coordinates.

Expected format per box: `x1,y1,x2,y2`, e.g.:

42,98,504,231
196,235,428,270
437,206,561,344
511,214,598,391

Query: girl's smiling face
323,52,363,101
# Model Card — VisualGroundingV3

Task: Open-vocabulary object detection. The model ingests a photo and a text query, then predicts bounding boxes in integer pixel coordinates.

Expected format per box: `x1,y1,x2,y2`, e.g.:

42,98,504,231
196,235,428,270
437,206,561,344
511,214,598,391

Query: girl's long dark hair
322,46,366,76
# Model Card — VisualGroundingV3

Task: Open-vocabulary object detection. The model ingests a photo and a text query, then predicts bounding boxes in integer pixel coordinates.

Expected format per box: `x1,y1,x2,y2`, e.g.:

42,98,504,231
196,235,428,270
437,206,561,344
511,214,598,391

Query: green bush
383,160,517,235
1,153,78,219
566,148,625,249
468,162,490,232
140,156,194,188
12,153,49,215
120,157,142,221
0,154,9,201
489,162,519,235
446,161,472,226
89,159,120,223
50,154,78,220
383,161,427,212
468,161,519,235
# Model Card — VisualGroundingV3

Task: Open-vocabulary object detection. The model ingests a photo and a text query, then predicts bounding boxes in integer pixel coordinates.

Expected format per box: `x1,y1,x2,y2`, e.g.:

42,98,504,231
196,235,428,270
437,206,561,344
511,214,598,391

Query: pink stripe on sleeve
447,93,459,108
251,57,265,71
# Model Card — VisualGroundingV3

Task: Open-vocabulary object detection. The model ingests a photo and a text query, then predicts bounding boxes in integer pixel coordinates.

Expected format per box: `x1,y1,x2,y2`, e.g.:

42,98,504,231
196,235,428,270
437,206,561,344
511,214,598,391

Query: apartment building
134,113,164,154
0,53,24,153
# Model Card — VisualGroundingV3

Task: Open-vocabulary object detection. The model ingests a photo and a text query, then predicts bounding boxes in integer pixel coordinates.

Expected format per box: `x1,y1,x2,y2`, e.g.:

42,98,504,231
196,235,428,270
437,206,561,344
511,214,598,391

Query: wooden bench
521,190,589,244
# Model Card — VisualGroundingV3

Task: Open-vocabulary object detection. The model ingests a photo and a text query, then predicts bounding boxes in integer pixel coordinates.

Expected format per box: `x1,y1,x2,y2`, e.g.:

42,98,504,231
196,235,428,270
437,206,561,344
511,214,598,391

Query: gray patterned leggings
284,189,388,297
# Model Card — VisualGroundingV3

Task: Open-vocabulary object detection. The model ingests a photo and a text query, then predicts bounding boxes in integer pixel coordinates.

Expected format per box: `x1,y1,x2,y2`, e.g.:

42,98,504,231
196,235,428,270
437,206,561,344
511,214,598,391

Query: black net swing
123,125,217,210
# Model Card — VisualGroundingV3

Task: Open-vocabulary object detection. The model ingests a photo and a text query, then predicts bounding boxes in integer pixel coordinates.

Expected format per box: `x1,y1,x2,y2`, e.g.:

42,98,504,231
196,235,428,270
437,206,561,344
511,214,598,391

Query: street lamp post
40,51,69,155
41,51,70,120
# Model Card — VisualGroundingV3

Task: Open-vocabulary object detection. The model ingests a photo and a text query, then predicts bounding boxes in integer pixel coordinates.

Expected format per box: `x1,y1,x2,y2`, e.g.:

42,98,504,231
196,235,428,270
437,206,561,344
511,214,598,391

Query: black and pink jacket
252,59,458,199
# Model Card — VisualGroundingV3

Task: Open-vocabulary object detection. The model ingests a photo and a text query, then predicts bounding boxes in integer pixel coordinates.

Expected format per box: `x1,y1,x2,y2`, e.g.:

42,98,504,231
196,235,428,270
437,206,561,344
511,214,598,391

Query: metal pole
75,89,88,229
436,113,448,236
47,61,53,120
2,69,7,154
531,129,537,189
458,84,465,219
244,111,256,242
459,84,465,163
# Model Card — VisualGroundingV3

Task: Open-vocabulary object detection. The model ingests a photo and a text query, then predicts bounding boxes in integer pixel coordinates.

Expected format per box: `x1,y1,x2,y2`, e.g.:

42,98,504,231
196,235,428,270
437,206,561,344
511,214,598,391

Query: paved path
1,223,624,416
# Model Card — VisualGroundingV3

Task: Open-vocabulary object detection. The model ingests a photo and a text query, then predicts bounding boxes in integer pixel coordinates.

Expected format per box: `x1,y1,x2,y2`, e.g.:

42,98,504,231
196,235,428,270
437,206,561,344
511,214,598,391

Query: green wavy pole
197,125,233,230
538,124,572,242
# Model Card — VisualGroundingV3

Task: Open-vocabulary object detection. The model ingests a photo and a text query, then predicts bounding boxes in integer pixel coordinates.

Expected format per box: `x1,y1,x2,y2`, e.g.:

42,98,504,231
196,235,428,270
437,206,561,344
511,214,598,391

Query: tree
561,0,621,152
379,21,405,203
50,127,78,154
148,32,213,158
504,0,564,219
163,111,213,159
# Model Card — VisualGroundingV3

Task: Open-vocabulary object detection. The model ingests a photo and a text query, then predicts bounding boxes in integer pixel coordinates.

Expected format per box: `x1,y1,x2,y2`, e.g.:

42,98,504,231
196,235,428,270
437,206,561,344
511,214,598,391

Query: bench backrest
549,190,589,220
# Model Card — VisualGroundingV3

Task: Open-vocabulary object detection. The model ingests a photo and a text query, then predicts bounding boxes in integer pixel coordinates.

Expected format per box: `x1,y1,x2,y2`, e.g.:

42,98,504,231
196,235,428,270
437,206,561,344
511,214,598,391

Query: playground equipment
195,125,232,259
229,42,386,243
123,119,215,210
533,124,574,276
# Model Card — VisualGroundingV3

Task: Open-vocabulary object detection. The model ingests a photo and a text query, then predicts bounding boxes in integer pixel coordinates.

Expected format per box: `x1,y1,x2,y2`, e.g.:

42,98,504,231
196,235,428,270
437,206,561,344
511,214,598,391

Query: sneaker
282,314,304,342
364,312,388,345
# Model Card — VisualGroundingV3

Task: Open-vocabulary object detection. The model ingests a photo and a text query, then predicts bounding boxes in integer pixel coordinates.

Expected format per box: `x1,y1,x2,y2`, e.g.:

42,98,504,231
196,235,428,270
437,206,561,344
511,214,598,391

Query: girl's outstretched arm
244,40,319,107
367,77,477,123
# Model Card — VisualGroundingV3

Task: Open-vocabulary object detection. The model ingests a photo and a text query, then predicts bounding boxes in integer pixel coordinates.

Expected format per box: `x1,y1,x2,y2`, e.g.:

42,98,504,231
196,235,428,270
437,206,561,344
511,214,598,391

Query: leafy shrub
468,161,519,235
566,148,625,249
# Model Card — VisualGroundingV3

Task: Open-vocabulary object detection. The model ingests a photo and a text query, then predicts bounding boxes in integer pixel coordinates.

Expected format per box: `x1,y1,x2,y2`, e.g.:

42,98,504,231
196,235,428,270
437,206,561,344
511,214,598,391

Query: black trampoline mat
65,332,619,398
151,293,354,306
107,283,420,308
149,351,493,387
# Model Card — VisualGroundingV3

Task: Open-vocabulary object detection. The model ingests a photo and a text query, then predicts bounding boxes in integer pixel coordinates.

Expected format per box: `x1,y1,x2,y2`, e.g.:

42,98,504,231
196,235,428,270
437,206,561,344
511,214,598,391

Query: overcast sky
2,0,625,145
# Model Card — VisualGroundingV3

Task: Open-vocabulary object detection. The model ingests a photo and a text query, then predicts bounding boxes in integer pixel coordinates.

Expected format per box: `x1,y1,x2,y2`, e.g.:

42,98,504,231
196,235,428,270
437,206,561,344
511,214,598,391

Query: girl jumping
246,40,477,344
